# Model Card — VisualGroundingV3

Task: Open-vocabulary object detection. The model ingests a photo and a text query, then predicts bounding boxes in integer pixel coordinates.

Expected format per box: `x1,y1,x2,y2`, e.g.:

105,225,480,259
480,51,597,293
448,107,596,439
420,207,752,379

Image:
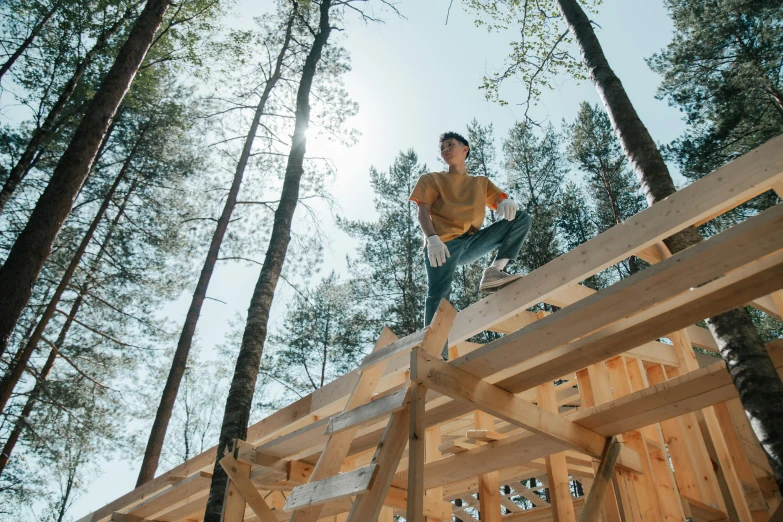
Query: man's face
440,138,469,166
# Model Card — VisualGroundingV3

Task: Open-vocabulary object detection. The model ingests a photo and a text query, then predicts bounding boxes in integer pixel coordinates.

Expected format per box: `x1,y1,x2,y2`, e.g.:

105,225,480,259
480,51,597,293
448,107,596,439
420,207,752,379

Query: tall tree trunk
0,6,135,217
0,4,58,83
0,0,171,358
135,12,295,487
0,135,142,413
0,178,135,478
202,2,333,520
556,0,783,490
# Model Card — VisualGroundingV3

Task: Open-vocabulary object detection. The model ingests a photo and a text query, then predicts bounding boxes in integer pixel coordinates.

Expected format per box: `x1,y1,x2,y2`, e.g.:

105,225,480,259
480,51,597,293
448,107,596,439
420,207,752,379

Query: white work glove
496,198,517,221
426,235,450,268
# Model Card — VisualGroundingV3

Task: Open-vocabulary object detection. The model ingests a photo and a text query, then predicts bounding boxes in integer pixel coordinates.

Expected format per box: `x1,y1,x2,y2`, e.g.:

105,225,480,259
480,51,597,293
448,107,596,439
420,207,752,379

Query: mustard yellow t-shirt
409,171,507,242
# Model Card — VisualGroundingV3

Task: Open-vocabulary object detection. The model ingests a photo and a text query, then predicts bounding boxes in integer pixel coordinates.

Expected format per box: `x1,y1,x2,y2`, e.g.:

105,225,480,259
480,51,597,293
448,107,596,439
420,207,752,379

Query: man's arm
493,194,506,208
417,203,437,237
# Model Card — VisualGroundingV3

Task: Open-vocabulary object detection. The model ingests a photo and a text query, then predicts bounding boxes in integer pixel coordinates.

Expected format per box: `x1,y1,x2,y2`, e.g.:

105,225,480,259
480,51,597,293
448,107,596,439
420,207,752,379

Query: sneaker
479,266,524,294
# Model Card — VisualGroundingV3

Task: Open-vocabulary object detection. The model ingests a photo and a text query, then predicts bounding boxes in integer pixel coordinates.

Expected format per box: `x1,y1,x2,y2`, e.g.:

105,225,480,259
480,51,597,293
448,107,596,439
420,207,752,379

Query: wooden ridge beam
448,134,783,345
453,203,783,384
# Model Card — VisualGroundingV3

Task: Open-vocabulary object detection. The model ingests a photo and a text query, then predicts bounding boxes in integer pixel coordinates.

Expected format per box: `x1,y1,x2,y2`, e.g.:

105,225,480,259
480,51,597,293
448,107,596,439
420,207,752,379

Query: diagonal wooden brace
411,348,642,474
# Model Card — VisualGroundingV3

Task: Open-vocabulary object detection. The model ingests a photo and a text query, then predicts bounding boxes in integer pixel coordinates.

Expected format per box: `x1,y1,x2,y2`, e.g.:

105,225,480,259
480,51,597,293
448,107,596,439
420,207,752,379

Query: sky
69,0,688,518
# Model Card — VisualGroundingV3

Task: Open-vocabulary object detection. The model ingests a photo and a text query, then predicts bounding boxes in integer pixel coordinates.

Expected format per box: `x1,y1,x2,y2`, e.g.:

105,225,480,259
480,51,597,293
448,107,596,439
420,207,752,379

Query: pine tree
567,102,646,276
502,122,565,274
339,149,427,335
259,272,371,408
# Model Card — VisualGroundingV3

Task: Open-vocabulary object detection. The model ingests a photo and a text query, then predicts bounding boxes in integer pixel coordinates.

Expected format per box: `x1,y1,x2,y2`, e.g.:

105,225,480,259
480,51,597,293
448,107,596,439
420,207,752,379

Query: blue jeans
424,211,532,331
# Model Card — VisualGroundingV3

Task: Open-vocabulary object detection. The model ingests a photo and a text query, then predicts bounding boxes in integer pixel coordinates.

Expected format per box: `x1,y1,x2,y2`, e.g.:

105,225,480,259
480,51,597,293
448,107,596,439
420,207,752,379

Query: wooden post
425,425,443,522
605,357,665,522
671,330,755,522
221,456,249,522
576,365,622,522
407,380,427,522
537,381,576,522
474,410,502,522
580,437,621,522
624,358,687,522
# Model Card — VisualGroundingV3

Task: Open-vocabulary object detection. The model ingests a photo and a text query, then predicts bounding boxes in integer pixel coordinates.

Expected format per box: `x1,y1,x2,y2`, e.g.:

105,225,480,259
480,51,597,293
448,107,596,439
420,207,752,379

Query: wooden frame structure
82,135,783,522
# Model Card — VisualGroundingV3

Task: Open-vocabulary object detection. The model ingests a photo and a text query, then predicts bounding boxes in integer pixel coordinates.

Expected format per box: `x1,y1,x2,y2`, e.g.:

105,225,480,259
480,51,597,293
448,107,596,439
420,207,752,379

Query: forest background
0,0,781,520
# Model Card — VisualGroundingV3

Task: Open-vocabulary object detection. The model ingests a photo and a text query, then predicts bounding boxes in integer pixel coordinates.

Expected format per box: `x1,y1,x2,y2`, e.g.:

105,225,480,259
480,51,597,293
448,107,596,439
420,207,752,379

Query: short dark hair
439,131,470,159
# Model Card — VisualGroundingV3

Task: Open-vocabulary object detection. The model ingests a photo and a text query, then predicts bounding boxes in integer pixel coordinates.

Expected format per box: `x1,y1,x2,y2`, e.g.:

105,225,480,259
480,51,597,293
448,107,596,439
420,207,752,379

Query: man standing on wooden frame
409,132,532,358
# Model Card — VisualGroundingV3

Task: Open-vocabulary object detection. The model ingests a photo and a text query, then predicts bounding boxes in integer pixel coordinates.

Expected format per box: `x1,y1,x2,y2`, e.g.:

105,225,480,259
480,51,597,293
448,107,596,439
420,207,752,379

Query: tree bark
0,176,135,478
556,0,783,490
202,2,333,520
0,6,135,217
134,11,295,487
0,3,58,83
0,0,171,358
0,134,142,413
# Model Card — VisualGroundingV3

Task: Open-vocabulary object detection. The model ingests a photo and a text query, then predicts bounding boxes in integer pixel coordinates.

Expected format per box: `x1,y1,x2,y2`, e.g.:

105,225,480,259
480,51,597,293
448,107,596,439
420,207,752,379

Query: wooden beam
360,330,427,370
411,349,621,466
466,429,503,443
571,341,783,436
284,464,378,511
460,209,783,391
447,134,783,345
579,437,621,522
219,454,277,522
126,472,212,519
496,252,783,396
325,387,410,436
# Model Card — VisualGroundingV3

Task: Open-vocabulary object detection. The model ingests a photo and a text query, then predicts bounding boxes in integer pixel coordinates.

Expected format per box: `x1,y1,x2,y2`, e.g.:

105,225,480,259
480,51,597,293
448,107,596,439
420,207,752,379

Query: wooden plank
407,381,427,522
325,387,410,436
283,464,378,511
412,350,628,469
219,454,277,522
571,341,783,436
497,252,783,396
682,495,730,522
347,407,410,522
466,429,503,442
438,440,476,454
360,330,427,370
455,205,783,387
109,515,154,522
579,437,621,522
447,134,783,345
126,472,212,519
537,381,576,522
